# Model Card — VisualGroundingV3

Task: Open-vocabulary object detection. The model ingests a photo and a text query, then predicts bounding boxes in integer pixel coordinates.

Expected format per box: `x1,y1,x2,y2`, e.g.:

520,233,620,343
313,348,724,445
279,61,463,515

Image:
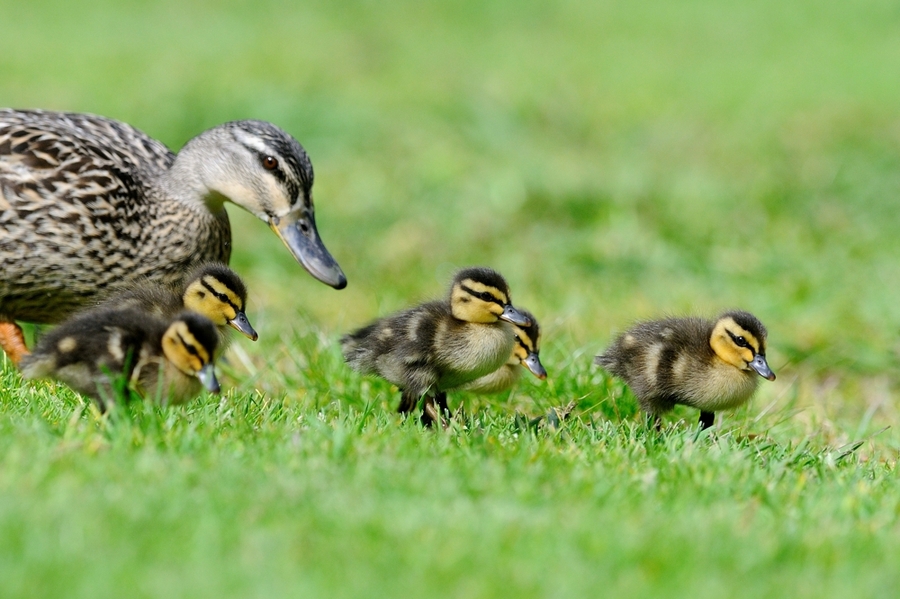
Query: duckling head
182,264,258,341
709,311,776,381
161,312,221,393
174,120,346,289
448,267,531,327
511,310,547,379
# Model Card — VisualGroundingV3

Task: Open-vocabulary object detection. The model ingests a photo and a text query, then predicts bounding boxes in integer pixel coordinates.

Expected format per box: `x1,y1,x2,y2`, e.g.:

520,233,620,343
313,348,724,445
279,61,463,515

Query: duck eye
478,292,495,302
734,335,749,348
262,155,278,170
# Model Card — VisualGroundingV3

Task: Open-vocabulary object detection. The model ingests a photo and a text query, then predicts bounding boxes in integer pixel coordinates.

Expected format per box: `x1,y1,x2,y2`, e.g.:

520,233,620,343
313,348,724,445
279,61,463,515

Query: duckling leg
0,320,29,365
698,411,715,430
420,392,451,428
645,413,663,431
398,389,420,414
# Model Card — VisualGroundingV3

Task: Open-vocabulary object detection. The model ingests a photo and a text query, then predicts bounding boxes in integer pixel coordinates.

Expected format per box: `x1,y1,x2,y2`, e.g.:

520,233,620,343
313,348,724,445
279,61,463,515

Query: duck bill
499,305,531,327
228,311,259,341
749,354,776,381
198,363,221,394
522,352,547,380
269,208,347,290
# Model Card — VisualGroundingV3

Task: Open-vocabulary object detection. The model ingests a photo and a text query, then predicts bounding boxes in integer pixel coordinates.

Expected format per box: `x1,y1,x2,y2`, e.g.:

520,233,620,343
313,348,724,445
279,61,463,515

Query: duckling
594,310,776,429
20,308,220,409
341,267,531,425
0,108,346,364
101,263,258,348
459,309,547,394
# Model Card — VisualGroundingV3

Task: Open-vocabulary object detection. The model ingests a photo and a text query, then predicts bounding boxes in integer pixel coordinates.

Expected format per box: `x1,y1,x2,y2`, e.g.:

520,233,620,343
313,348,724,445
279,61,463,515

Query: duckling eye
731,334,750,349
262,155,278,170
477,291,495,302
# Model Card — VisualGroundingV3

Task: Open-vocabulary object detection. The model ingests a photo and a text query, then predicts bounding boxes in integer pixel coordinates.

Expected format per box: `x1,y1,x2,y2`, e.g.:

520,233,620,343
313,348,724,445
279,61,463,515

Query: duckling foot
698,411,715,430
0,321,29,365
420,393,451,428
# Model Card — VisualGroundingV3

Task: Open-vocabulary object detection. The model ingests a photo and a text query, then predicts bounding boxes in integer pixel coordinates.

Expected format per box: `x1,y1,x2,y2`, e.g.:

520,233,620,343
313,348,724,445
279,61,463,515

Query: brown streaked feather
0,109,232,324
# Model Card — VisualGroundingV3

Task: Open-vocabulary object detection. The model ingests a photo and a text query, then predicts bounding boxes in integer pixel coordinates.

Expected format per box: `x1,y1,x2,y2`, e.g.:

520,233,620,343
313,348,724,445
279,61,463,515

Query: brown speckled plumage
0,109,345,338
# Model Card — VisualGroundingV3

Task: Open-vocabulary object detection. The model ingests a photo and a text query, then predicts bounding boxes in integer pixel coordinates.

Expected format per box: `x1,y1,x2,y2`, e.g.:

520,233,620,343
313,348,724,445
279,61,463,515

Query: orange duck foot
0,321,29,366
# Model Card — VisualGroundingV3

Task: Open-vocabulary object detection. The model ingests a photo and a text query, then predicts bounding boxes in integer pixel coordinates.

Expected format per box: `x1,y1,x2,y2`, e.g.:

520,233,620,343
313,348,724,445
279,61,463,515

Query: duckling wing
341,302,448,397
597,317,714,408
22,307,165,404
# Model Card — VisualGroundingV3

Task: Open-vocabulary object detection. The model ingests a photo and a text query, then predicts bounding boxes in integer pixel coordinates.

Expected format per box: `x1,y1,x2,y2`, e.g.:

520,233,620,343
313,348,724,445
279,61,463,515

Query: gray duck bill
198,363,221,394
269,208,347,289
749,354,776,381
229,311,259,341
522,353,547,380
500,305,531,327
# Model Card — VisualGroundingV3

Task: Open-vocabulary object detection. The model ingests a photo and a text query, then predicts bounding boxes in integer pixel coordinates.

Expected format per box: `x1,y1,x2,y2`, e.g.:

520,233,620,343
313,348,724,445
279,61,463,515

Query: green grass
2,0,900,596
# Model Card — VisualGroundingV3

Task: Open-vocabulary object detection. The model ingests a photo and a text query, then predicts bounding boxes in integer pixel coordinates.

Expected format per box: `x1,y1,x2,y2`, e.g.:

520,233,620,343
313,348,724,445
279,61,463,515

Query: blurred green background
4,0,900,412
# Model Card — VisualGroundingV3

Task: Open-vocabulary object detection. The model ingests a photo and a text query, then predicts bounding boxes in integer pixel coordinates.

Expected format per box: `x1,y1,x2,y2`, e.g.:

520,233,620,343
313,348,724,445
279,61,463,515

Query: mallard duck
341,267,531,425
100,262,257,348
594,310,776,429
459,309,547,394
20,307,220,408
0,108,346,364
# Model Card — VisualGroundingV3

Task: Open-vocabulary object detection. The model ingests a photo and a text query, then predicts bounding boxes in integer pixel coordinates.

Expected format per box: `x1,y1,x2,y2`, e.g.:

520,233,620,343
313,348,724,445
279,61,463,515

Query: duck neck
158,131,230,220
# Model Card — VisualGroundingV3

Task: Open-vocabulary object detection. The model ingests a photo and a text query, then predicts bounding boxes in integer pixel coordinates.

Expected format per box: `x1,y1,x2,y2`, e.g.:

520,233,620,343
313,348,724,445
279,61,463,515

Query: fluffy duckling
20,308,220,409
594,310,775,429
101,263,258,348
341,267,531,424
459,309,547,394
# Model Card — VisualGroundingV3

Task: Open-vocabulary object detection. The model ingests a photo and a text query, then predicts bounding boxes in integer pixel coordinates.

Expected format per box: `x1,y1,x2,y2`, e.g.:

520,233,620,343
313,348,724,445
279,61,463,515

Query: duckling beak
522,352,548,380
500,305,532,327
228,311,259,341
198,363,221,394
269,208,347,290
749,354,776,381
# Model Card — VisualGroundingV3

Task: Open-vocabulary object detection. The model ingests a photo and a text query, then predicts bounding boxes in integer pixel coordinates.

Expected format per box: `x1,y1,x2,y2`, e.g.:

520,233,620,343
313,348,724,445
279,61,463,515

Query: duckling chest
674,358,760,410
433,322,515,389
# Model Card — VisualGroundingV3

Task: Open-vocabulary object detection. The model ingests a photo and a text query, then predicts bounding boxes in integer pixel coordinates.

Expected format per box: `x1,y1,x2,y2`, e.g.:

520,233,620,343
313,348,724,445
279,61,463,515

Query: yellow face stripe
202,276,244,310
459,279,509,305
710,317,761,369
162,321,212,375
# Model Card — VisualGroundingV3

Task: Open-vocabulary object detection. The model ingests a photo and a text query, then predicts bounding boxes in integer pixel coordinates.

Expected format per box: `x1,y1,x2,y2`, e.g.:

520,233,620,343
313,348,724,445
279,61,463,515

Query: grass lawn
1,0,899,597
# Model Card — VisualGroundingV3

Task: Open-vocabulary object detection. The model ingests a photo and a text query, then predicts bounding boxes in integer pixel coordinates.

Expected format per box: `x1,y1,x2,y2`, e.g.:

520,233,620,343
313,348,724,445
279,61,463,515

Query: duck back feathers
0,109,230,323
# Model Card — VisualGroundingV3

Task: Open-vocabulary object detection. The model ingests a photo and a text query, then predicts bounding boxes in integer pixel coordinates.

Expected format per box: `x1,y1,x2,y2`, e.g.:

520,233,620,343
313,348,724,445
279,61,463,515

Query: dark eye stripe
176,332,201,358
460,284,502,304
200,279,239,310
727,330,752,350
246,147,300,201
